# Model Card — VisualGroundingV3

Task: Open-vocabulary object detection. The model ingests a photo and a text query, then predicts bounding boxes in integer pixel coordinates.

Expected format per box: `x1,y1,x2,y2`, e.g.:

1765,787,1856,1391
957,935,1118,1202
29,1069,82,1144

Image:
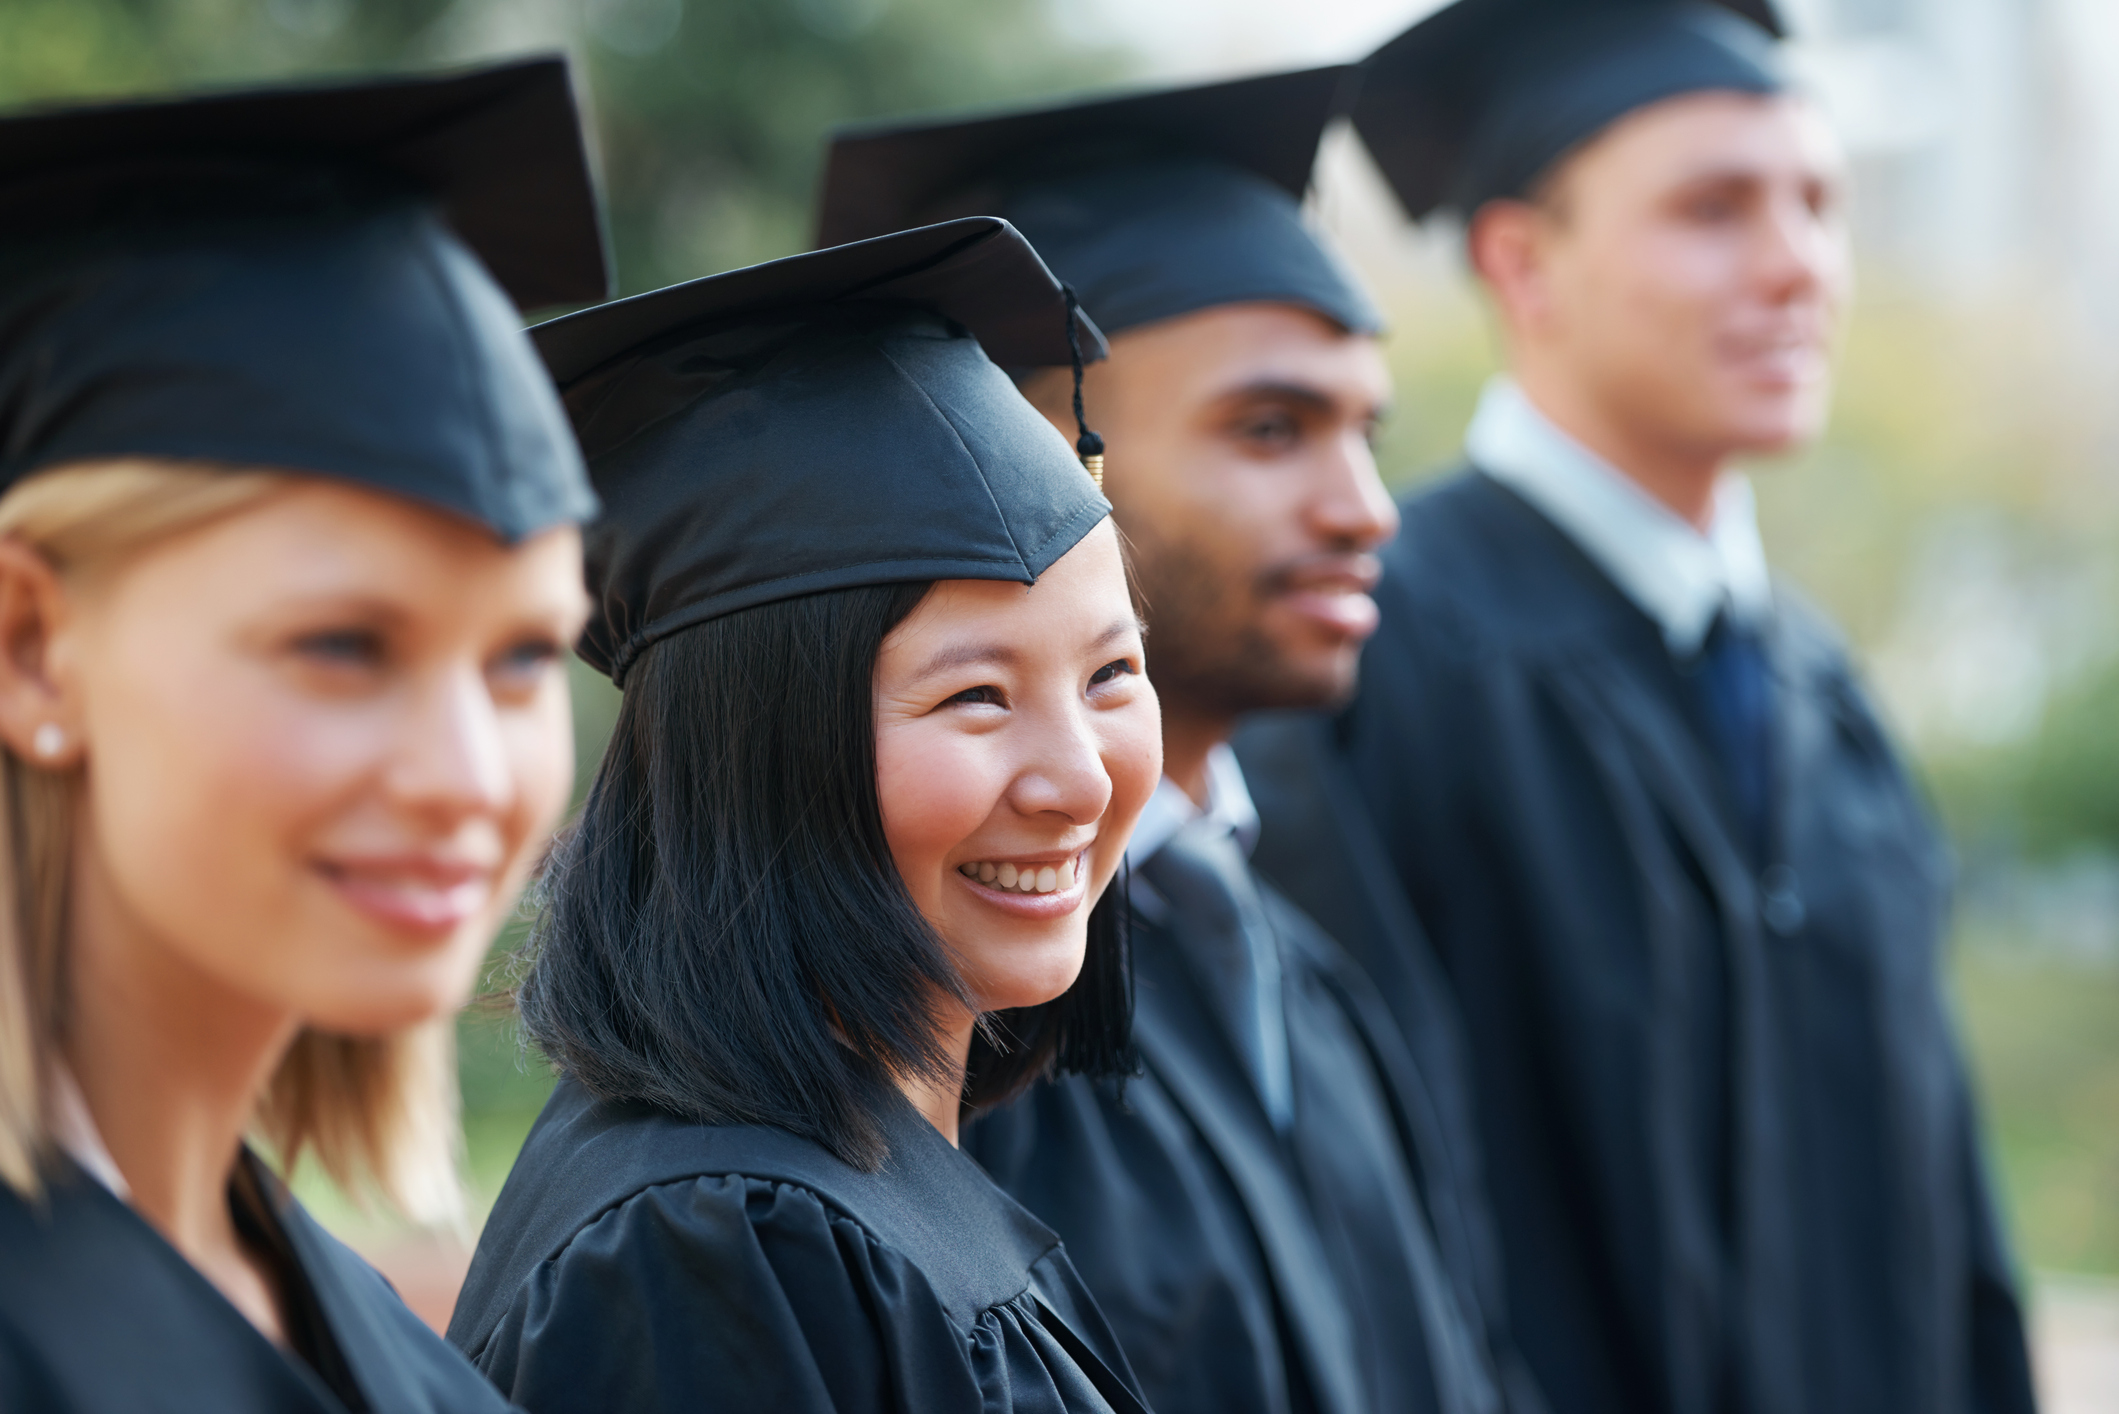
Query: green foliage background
6,0,2111,1280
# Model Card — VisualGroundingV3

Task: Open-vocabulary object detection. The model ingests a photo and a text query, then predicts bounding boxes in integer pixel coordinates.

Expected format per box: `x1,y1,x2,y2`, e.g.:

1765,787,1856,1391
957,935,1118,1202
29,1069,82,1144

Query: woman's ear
0,539,83,769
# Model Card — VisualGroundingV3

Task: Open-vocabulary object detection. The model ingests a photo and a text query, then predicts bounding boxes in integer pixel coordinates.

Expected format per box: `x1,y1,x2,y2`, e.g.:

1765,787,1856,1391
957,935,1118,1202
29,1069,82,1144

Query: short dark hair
518,581,1134,1170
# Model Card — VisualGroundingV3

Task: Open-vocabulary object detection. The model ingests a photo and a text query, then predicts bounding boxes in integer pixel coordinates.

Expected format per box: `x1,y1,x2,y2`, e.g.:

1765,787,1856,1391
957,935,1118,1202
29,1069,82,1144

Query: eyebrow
1214,379,1388,424
249,593,412,627
911,641,1020,681
1671,161,1839,191
1091,616,1141,651
908,616,1141,682
1216,380,1339,415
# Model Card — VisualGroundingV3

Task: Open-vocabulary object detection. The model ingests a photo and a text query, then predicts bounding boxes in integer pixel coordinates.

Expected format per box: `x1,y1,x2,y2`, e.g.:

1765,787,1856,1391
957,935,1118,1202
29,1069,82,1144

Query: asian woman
448,219,1163,1414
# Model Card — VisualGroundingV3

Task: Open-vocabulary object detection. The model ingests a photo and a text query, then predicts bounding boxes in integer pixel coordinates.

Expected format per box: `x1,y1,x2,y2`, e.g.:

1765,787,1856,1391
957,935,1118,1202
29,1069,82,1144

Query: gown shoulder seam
546,1167,974,1271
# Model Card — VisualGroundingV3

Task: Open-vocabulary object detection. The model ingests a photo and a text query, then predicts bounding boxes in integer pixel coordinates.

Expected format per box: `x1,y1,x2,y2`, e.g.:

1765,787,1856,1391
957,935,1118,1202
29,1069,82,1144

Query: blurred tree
537,0,1131,291
0,0,1131,294
0,0,455,102
2015,665,2119,856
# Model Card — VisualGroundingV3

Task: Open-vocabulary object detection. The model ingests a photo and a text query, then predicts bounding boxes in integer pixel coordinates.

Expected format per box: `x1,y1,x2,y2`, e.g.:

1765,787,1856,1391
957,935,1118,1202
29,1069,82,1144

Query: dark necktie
1137,819,1295,1131
1695,612,1775,858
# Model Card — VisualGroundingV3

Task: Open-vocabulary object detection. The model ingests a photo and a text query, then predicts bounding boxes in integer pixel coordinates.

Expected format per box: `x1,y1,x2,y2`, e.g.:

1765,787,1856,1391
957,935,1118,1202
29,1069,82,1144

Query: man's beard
1128,526,1358,718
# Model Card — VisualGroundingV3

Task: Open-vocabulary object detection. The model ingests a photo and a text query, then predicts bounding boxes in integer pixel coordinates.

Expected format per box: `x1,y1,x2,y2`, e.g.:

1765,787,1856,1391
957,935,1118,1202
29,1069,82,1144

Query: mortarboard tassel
1063,287,1105,490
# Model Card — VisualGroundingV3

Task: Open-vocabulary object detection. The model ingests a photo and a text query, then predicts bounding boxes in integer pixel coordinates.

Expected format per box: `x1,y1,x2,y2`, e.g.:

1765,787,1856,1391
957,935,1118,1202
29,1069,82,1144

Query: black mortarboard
817,68,1382,339
0,57,607,542
1356,0,1786,223
539,217,1112,685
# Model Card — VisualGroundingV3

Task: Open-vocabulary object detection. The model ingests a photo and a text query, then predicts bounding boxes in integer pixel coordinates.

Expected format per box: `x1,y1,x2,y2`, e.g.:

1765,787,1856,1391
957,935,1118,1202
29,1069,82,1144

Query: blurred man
1240,4,2040,1414
821,70,1542,1414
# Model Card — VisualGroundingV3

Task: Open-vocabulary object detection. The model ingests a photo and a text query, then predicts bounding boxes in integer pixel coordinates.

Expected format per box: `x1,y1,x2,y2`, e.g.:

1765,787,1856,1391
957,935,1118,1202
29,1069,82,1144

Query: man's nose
1758,185,1846,304
1308,432,1401,551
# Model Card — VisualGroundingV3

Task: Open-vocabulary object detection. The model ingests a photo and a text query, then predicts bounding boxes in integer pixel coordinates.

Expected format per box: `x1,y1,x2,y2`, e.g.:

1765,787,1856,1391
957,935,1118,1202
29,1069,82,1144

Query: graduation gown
1244,469,2036,1414
966,867,1530,1414
0,1150,511,1414
448,1073,1148,1414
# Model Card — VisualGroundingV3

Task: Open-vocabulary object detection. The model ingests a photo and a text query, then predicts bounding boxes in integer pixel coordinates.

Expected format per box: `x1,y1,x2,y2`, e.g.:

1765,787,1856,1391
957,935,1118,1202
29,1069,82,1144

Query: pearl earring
31,723,63,760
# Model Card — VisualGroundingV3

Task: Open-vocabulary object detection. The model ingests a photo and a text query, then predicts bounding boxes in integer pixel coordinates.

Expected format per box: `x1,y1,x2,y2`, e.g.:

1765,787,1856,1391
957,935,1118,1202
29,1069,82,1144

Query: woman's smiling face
25,478,589,1036
872,520,1161,1017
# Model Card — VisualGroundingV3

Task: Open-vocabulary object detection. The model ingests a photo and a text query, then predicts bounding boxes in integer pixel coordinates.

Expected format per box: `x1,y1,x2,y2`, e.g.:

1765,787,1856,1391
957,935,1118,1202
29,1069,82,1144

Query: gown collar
1466,375,1772,656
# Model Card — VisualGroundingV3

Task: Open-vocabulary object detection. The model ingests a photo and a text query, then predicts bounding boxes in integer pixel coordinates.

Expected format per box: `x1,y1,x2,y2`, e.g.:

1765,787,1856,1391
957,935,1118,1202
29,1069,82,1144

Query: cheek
87,654,370,897
1609,234,1729,339
876,721,1006,900
1564,232,1739,412
81,650,394,1007
1091,702,1164,890
496,691,576,878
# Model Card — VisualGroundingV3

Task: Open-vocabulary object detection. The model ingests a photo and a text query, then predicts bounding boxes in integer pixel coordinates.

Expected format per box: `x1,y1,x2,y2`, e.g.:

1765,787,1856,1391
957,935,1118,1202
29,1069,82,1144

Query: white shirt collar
50,1062,132,1201
1125,742,1260,873
1465,377,1773,655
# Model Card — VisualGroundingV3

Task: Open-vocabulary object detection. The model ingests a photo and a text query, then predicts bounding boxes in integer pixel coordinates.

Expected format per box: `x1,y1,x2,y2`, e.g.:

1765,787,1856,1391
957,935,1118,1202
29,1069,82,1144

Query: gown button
1760,863,1806,937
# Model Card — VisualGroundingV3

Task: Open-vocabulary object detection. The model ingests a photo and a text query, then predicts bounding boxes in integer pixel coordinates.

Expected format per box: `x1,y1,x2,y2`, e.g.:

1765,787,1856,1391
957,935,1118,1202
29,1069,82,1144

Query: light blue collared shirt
1466,377,1774,655
1124,742,1259,878
1122,743,1292,1131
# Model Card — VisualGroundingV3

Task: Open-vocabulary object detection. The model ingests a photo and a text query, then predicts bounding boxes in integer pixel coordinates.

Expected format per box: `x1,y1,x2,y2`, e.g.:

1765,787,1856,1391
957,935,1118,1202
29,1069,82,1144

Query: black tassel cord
1063,287,1105,490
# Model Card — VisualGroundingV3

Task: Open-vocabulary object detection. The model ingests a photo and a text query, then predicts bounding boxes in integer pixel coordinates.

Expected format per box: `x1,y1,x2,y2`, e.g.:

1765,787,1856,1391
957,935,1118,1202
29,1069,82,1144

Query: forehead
1562,90,1845,198
883,521,1133,655
103,476,564,611
1107,302,1392,408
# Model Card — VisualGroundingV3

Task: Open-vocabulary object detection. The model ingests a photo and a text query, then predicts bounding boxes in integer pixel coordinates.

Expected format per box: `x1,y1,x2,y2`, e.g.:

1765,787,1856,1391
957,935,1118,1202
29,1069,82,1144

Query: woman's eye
945,684,1004,708
492,638,563,677
292,627,385,668
1089,658,1138,687
487,638,564,696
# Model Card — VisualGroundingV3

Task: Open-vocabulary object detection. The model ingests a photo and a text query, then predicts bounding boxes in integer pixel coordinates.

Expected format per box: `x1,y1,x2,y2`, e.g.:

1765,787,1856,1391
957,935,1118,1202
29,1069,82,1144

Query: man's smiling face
1032,301,1398,721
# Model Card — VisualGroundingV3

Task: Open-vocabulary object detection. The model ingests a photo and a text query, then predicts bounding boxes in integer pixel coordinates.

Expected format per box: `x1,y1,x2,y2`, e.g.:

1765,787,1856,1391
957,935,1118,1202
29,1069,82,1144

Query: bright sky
1051,0,1439,79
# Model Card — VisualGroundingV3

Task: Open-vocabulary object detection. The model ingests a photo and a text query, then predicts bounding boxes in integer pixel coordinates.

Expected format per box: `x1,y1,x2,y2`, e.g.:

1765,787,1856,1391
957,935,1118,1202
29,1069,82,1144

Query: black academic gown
1244,469,2038,1414
448,1073,1147,1414
0,1150,510,1414
966,865,1530,1414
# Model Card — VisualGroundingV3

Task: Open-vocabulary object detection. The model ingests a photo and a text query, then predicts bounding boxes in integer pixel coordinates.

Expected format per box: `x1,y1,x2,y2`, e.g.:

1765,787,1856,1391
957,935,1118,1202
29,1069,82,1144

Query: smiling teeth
959,858,1076,893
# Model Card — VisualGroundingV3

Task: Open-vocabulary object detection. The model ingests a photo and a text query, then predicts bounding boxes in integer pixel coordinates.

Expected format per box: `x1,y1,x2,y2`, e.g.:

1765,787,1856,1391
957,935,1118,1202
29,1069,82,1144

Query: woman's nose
1006,711,1115,825
386,663,513,822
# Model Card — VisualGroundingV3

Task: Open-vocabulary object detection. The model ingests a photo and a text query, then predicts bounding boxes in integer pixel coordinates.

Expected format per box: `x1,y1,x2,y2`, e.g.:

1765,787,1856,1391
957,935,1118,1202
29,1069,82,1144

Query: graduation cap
1355,0,1786,223
538,217,1114,685
0,57,607,542
818,67,1382,339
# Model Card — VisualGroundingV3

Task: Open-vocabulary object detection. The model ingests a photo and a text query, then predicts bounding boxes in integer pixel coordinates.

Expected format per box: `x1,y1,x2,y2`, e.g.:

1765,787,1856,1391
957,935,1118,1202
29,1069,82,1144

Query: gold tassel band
1082,452,1104,490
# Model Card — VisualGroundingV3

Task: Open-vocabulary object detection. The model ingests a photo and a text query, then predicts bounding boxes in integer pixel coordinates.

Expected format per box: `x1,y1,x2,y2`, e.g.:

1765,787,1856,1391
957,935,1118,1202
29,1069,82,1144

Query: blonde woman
0,61,603,1412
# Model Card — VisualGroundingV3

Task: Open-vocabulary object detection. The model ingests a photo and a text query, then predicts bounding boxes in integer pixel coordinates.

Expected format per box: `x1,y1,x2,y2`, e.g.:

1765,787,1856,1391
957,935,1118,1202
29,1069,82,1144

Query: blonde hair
0,460,462,1223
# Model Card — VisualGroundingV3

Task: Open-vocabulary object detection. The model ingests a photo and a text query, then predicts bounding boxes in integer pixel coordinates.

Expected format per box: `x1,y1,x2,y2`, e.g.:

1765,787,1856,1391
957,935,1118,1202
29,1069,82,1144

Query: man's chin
1243,645,1364,714
1711,385,1834,456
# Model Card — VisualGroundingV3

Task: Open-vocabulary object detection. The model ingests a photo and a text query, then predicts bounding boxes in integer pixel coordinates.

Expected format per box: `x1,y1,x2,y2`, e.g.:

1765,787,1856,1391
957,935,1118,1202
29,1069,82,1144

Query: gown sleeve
472,1172,986,1414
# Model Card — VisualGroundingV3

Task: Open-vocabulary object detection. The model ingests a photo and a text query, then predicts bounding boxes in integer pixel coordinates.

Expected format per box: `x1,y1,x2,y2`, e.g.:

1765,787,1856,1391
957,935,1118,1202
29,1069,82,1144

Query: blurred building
1790,0,2119,326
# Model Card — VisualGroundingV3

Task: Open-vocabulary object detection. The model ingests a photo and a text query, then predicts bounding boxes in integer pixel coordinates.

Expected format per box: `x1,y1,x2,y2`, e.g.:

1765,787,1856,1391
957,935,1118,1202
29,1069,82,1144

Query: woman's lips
316,857,493,936
955,851,1092,919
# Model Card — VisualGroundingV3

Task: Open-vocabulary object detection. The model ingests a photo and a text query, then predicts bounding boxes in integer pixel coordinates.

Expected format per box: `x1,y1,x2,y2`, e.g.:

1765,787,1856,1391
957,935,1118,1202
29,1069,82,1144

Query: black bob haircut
518,580,1135,1170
